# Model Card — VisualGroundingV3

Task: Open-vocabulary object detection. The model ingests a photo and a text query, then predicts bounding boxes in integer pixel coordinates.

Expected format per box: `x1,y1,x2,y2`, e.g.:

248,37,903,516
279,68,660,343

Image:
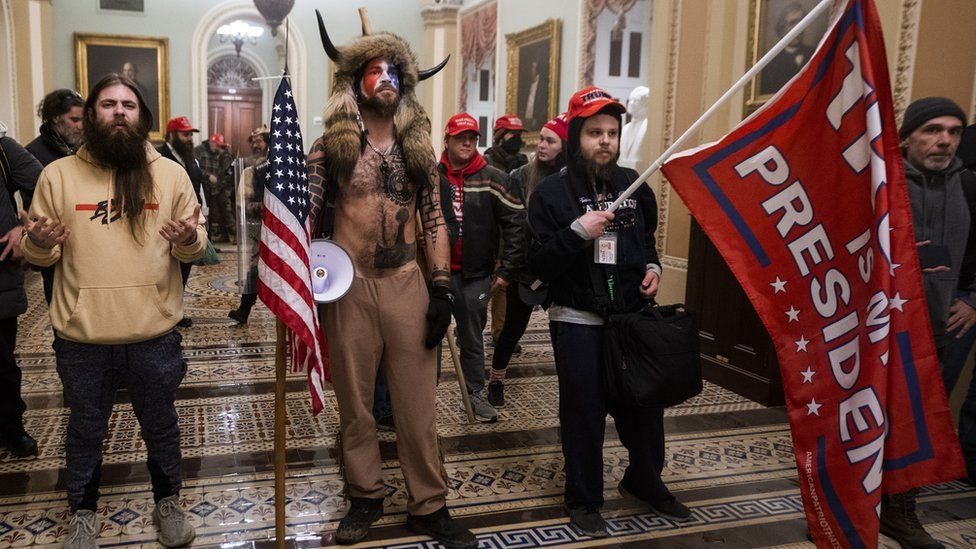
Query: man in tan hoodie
20,73,205,549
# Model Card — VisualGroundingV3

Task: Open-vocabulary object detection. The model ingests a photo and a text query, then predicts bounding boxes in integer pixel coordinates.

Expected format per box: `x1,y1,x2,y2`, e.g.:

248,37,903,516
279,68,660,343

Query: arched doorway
208,55,264,158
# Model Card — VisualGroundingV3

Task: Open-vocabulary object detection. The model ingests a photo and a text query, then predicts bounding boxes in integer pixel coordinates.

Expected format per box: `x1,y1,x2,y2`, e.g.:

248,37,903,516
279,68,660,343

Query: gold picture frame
505,19,561,145
744,0,828,114
75,33,170,141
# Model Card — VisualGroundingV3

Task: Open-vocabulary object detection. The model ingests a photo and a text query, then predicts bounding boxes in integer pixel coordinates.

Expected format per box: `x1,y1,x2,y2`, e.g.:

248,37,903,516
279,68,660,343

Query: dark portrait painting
75,34,169,141
505,19,561,141
747,0,828,110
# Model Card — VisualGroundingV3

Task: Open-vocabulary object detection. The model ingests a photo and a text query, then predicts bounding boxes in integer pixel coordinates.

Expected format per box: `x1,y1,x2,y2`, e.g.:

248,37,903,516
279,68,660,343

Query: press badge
594,233,618,264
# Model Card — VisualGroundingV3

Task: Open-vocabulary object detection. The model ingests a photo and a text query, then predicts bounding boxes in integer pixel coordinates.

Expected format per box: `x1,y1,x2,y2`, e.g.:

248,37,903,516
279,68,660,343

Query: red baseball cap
493,114,524,132
542,112,569,141
209,133,226,146
445,113,480,136
566,86,625,122
166,116,199,133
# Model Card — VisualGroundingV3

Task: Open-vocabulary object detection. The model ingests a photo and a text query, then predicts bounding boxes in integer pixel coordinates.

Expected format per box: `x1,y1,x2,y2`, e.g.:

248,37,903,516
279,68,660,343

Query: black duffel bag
603,302,703,408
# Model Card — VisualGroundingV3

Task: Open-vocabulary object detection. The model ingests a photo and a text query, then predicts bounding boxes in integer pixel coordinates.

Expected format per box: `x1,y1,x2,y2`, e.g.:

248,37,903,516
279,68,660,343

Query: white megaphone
309,239,355,303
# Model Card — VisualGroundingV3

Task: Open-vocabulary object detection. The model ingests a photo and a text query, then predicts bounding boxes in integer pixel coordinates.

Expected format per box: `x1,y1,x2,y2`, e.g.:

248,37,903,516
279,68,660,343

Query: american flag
257,75,329,414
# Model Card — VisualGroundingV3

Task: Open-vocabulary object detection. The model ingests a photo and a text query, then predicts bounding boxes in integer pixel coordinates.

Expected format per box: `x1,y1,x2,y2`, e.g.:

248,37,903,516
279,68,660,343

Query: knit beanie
899,97,967,140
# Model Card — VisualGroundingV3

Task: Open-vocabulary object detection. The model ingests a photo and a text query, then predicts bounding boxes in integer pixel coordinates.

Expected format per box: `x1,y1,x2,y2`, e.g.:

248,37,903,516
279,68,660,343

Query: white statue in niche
619,86,649,169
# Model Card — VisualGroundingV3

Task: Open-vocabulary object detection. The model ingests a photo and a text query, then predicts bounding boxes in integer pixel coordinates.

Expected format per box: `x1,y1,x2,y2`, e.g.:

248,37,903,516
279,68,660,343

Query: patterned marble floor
3,254,975,548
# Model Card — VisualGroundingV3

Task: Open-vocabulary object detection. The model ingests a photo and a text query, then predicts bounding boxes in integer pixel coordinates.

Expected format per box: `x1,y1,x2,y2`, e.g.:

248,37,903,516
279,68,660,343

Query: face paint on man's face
361,59,400,100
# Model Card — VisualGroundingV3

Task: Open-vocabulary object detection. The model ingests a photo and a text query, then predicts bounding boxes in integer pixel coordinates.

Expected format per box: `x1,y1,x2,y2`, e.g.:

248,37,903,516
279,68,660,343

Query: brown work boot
879,490,944,549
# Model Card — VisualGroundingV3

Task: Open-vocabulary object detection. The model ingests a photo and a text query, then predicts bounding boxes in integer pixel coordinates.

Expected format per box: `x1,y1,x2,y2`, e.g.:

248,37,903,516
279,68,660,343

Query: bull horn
315,9,341,62
418,54,451,81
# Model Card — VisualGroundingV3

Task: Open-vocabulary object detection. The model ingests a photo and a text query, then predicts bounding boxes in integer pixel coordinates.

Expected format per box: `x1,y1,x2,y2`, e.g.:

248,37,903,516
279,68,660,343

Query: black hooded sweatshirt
527,113,660,316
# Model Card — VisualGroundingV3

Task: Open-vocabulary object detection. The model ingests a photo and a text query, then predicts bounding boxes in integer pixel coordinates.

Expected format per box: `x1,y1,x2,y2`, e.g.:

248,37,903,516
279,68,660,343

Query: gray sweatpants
450,274,490,394
54,330,187,511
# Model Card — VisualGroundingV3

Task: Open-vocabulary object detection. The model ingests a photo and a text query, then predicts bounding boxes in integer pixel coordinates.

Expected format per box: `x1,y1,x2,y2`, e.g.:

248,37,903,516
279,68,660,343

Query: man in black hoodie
898,97,971,549
528,86,688,538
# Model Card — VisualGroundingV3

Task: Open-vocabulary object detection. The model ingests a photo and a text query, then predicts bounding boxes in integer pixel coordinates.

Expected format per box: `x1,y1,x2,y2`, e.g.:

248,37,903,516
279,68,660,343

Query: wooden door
685,220,784,406
207,87,262,158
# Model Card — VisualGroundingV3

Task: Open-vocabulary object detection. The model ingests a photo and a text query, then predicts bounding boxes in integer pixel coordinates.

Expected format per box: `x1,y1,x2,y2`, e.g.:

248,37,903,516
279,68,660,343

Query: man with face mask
483,114,528,173
306,13,476,548
528,86,688,538
20,73,205,549
27,89,85,167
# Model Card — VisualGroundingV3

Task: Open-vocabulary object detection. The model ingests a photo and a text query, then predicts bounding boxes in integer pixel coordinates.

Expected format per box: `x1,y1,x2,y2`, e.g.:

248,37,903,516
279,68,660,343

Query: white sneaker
152,495,195,547
468,392,498,423
63,510,98,549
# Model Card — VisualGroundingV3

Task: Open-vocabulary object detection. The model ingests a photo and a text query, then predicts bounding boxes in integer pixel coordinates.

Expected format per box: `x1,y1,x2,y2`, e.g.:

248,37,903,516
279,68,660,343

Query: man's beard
360,92,399,118
172,138,194,163
83,117,152,231
574,150,618,184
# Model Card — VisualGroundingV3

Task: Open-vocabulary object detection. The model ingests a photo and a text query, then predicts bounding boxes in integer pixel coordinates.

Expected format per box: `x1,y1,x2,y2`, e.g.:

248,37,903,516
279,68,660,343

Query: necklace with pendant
366,138,394,182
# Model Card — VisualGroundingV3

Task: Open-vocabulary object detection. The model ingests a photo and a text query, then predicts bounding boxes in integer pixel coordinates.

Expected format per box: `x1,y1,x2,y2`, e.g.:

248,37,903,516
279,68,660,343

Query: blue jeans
940,300,976,476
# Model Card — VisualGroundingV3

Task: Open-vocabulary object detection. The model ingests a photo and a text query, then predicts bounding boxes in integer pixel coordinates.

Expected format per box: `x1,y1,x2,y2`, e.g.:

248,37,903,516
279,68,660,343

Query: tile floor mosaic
6,257,975,547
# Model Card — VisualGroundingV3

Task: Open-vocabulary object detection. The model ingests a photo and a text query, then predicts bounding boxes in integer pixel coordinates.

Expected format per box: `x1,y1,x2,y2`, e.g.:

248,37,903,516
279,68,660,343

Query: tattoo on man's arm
307,140,328,228
418,179,445,244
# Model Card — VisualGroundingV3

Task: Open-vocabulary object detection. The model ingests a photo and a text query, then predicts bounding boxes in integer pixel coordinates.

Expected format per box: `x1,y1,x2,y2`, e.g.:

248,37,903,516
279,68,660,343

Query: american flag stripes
257,75,329,414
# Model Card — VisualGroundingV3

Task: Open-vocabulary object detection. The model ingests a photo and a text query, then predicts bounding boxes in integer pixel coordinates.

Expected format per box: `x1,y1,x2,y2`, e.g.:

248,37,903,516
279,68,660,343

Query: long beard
172,139,194,163
360,93,399,118
574,150,618,187
83,118,153,234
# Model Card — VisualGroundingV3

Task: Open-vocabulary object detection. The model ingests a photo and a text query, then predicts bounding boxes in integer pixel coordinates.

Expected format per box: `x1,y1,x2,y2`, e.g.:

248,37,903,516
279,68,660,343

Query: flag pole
607,0,832,213
273,19,291,549
274,319,287,548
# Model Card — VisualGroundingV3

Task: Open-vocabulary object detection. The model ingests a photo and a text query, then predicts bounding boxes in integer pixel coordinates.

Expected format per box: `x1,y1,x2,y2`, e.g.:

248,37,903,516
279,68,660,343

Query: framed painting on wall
744,0,828,113
98,0,145,13
505,19,561,144
75,33,169,141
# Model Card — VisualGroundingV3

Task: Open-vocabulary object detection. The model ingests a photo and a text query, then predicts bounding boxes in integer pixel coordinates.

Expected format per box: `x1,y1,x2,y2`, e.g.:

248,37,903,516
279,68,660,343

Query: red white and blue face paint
360,58,400,100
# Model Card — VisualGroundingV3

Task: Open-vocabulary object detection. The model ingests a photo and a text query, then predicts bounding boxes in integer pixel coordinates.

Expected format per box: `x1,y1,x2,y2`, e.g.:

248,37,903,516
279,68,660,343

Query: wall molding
892,0,921,123
0,0,18,137
661,254,688,271
655,0,681,257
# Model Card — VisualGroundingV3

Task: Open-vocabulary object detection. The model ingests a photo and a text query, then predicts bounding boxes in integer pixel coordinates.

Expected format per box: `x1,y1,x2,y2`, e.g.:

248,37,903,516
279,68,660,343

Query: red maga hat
209,133,226,146
493,114,524,132
445,113,480,136
165,116,199,133
566,86,625,122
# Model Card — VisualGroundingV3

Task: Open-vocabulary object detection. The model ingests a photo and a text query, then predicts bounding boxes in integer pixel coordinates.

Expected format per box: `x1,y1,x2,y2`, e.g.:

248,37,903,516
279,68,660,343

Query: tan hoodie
21,144,207,344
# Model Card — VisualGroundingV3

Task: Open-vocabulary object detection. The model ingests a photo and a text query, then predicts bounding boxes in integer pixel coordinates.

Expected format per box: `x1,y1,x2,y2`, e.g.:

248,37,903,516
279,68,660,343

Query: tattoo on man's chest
373,207,417,269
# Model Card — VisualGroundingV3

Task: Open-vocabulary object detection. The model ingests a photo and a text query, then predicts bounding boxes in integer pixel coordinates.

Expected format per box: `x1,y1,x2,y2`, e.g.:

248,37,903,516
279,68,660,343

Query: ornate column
420,0,461,154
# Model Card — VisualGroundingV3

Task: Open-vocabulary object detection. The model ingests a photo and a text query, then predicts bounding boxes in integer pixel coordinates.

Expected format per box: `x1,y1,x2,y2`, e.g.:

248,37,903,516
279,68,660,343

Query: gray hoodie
904,156,974,346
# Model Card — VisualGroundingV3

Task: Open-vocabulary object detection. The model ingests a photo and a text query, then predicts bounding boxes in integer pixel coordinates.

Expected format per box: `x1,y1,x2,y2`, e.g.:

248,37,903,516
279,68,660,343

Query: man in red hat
527,86,689,538
484,114,528,174
439,112,524,423
158,116,208,328
194,133,233,243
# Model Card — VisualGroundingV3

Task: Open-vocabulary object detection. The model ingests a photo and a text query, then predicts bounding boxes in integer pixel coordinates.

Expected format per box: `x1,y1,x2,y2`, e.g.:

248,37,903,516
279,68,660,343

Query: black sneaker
2,432,38,458
335,497,384,545
375,414,395,432
487,380,505,407
568,508,609,538
406,506,477,549
618,482,691,521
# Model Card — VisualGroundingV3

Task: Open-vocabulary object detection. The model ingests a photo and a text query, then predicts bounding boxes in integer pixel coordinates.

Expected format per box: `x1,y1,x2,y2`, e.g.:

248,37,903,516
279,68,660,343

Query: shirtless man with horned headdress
306,10,477,549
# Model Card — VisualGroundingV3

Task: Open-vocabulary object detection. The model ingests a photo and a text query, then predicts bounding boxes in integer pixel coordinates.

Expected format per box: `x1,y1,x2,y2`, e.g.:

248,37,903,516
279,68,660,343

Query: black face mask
501,135,524,154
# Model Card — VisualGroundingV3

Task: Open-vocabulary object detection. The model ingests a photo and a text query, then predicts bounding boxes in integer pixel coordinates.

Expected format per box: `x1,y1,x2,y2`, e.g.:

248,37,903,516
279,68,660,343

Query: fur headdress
316,9,449,185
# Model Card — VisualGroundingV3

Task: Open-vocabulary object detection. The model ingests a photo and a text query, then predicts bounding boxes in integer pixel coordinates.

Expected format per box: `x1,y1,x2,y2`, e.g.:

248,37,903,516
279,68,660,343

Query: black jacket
528,165,659,316
484,146,528,173
0,136,43,318
156,143,207,203
438,161,525,280
509,159,562,285
25,124,75,167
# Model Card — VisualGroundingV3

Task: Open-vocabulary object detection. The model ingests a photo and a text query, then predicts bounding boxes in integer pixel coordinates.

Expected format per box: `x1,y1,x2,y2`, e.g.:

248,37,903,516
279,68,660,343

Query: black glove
425,285,455,348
